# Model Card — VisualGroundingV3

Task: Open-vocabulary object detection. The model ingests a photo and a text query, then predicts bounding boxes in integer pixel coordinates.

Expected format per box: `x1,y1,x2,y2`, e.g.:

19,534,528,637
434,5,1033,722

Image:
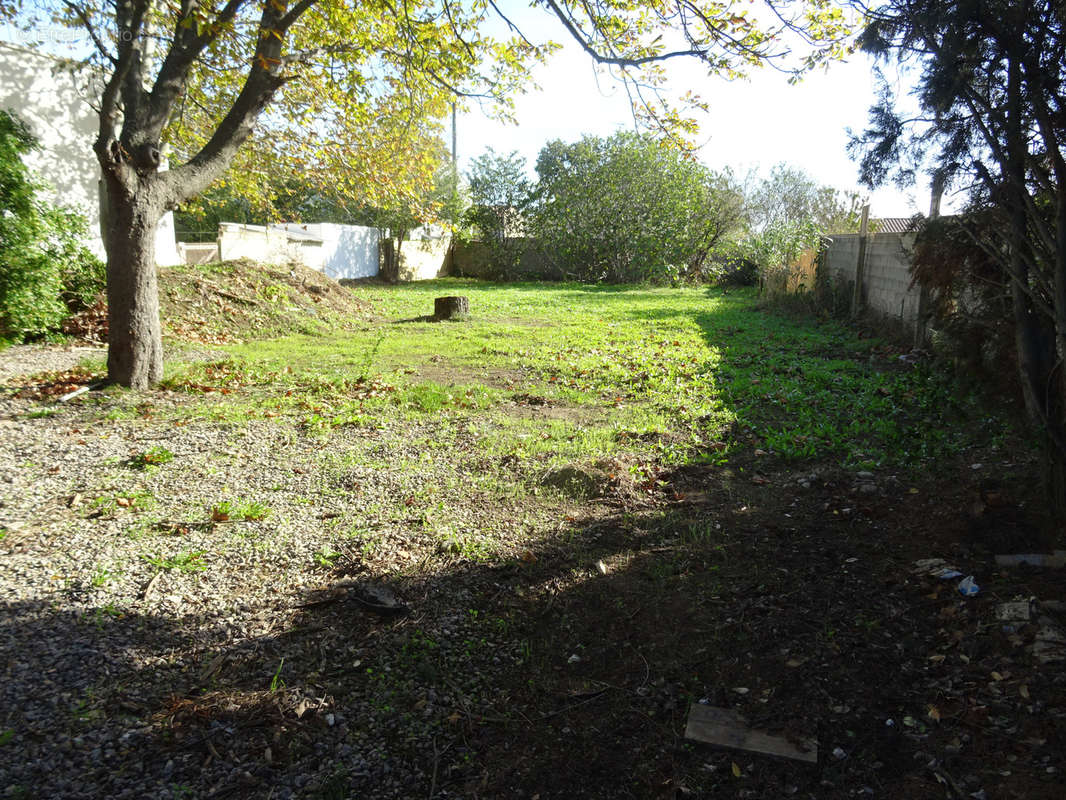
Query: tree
462,148,533,276
531,132,745,282
465,148,532,242
849,0,1066,514
18,0,853,387
738,162,863,290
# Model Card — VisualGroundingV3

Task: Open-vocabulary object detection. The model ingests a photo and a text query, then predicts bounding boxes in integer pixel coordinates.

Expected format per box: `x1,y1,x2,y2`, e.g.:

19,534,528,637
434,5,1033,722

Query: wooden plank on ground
684,705,818,764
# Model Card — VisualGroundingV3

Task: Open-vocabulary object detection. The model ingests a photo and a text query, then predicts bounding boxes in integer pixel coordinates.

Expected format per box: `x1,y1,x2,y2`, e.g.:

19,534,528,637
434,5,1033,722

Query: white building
0,41,180,265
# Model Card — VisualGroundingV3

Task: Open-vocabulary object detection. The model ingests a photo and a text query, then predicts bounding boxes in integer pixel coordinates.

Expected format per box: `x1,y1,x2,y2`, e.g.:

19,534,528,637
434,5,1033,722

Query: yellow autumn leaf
731,762,742,778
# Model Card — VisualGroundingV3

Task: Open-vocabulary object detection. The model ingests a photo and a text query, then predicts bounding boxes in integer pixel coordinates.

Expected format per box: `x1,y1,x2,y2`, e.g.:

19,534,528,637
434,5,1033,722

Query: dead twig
538,687,611,721
139,570,163,601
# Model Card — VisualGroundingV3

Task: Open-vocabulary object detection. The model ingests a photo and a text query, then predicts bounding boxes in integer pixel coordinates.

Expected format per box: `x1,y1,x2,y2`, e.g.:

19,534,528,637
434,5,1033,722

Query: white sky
458,19,941,218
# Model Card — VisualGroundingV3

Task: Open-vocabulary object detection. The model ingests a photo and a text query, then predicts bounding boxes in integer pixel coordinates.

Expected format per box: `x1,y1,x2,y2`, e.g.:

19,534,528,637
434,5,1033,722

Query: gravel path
0,355,546,799
0,344,106,386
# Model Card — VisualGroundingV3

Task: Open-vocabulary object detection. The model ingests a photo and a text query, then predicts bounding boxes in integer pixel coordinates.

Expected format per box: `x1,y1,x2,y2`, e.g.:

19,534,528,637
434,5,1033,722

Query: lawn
165,277,1008,472
0,273,1061,800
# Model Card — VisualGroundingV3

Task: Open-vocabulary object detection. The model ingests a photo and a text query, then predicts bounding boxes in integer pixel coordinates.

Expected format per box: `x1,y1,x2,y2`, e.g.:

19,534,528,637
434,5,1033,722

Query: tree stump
434,295,469,320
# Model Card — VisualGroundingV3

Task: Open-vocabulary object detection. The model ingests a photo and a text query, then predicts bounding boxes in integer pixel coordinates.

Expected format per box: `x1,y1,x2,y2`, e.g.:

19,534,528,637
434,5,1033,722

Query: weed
346,527,383,558
313,548,342,568
0,729,13,746
92,603,124,628
91,491,155,515
211,499,271,521
128,446,175,469
142,550,208,573
439,529,494,561
269,658,285,692
22,408,59,419
90,565,119,588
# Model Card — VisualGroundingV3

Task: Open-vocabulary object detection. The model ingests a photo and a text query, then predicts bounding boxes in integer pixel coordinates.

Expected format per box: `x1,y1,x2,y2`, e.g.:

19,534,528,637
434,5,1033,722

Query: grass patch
211,499,271,521
154,279,1004,471
128,446,175,469
142,549,208,573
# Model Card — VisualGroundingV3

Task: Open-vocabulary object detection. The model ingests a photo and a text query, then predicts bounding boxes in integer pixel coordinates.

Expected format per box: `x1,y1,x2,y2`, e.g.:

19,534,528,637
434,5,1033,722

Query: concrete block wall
823,232,921,325
451,238,561,280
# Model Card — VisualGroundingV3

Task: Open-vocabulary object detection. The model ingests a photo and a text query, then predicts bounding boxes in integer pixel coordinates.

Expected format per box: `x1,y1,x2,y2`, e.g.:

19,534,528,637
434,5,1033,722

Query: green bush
0,109,103,341
530,132,745,284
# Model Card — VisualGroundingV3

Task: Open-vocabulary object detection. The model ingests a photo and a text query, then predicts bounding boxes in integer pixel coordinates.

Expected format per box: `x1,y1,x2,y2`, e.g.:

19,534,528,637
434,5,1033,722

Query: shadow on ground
4,466,1063,799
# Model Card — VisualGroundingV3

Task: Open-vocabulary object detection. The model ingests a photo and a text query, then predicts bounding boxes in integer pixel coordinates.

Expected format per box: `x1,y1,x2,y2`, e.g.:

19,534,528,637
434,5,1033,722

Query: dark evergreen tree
850,0,1066,515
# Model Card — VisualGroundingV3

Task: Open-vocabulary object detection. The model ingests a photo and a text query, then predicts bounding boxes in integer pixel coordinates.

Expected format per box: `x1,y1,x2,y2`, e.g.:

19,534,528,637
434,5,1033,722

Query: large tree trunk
101,177,166,389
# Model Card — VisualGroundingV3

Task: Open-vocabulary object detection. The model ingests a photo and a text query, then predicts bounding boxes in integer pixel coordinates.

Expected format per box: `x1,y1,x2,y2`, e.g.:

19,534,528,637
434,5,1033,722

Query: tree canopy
530,131,745,282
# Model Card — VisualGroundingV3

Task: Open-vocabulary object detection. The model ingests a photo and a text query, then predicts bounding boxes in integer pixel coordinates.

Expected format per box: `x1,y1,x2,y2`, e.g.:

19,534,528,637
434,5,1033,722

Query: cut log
434,295,469,320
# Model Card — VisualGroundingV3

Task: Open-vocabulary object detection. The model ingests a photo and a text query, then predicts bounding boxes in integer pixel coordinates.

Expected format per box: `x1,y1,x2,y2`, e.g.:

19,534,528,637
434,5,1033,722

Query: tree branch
62,1,116,64
541,0,707,67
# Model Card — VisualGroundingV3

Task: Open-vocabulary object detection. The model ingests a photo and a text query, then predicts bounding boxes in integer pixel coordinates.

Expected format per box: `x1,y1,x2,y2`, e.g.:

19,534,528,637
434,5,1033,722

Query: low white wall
218,223,310,264
276,223,380,280
399,237,451,281
177,242,220,265
219,222,380,279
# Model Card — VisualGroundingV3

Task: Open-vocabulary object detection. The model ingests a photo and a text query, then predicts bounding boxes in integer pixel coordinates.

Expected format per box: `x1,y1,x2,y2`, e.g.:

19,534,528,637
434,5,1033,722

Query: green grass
128,446,175,469
142,549,208,573
212,499,271,521
153,279,1009,471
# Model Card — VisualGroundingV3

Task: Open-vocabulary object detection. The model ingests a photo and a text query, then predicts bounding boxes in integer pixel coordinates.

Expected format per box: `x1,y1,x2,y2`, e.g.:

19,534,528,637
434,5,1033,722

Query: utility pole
851,204,870,318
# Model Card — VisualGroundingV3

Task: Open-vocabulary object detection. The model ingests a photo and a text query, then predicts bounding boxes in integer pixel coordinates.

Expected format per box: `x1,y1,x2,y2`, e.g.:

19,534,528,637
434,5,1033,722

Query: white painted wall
218,222,380,279
398,236,451,281
0,41,179,266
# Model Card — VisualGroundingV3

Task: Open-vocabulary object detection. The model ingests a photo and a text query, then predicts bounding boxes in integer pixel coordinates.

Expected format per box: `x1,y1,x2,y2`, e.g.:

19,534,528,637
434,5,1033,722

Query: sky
458,16,940,219
4,7,944,219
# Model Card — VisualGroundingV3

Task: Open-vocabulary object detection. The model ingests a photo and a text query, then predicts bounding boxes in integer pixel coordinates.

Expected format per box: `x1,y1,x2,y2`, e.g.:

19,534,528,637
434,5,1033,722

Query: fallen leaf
991,671,1004,682
731,762,742,778
1020,685,1030,699
751,476,770,485
116,497,131,508
927,705,941,721
447,712,462,724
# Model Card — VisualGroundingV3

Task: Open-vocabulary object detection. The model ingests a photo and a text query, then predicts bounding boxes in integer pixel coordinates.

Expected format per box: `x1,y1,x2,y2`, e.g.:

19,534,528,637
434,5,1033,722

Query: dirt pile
158,258,372,344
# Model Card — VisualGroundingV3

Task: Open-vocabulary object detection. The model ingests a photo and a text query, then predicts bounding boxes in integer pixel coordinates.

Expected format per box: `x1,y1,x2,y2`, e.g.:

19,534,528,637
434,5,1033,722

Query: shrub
530,132,744,284
0,110,103,341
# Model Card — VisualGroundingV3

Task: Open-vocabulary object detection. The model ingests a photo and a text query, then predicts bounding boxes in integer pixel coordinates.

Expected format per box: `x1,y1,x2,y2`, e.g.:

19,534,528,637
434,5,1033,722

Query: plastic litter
934,568,963,580
957,576,980,597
